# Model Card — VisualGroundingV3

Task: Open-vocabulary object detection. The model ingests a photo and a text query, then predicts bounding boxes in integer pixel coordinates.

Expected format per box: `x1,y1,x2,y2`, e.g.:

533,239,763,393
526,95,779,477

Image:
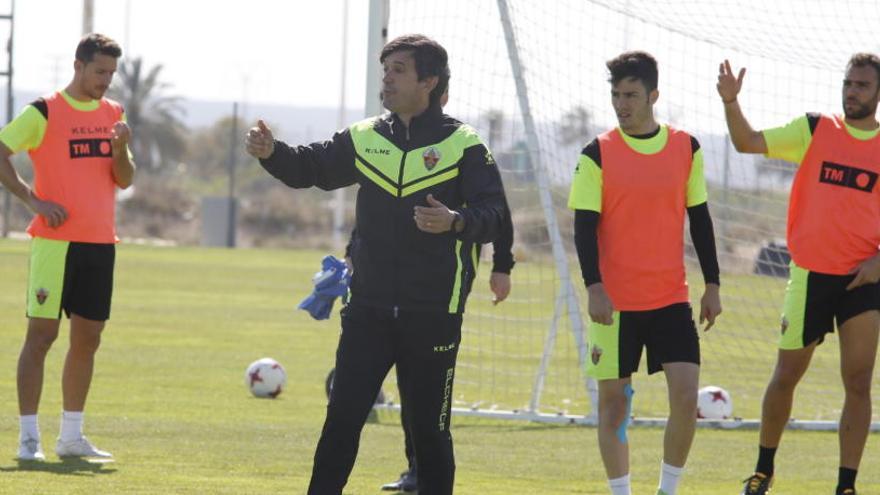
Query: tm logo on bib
69,138,113,159
819,161,878,193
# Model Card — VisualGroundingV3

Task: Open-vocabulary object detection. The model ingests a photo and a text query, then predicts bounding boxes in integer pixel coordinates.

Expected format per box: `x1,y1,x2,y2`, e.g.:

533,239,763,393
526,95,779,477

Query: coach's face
611,77,658,134
842,65,880,121
382,50,436,116
75,54,117,100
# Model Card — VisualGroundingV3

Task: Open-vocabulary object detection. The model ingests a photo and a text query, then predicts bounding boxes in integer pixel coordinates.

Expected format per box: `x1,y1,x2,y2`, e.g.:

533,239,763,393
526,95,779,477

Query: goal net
377,0,880,427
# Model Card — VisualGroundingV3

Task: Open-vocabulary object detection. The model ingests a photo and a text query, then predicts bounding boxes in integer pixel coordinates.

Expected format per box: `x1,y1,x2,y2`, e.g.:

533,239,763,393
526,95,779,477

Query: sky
3,0,880,189
3,0,876,123
1,0,370,109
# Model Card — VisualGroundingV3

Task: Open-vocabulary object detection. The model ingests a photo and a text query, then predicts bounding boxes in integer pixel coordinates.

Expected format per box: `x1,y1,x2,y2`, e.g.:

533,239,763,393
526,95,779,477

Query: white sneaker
17,436,45,461
55,436,112,458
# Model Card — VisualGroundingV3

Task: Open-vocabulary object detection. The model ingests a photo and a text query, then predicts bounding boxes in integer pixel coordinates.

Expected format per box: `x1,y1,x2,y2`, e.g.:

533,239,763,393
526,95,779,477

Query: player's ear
649,88,659,105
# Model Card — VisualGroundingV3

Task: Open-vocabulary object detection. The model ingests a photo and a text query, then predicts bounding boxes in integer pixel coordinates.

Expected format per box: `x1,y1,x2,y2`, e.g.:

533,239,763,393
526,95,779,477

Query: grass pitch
0,239,877,494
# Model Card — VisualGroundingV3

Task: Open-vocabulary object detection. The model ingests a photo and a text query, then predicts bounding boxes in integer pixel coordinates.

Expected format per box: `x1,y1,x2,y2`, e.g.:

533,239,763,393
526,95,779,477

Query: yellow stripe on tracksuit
349,119,486,313
348,118,482,198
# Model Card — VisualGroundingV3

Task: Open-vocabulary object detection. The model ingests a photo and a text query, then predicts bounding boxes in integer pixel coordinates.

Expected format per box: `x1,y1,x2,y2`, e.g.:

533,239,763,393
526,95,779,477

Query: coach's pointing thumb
426,194,446,208
257,119,271,135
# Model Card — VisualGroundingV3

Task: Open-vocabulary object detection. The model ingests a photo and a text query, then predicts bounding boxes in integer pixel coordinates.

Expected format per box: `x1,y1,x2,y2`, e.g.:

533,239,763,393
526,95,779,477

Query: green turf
0,239,877,494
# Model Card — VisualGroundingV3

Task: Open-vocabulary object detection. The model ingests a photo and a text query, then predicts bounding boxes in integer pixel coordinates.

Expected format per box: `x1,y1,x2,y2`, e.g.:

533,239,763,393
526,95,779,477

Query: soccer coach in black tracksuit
245,34,508,495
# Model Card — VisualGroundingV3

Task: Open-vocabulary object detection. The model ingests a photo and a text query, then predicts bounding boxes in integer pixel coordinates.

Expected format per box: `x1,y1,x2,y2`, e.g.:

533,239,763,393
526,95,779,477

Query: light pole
332,0,350,250
1,0,14,237
82,0,94,35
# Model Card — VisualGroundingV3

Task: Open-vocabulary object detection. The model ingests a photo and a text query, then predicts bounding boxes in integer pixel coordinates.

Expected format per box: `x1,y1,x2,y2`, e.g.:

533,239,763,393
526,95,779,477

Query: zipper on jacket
391,122,410,312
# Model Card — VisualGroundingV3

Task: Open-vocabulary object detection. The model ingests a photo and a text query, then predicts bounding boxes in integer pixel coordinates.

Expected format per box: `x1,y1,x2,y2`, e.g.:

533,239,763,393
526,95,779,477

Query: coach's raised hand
246,119,275,159
716,59,745,104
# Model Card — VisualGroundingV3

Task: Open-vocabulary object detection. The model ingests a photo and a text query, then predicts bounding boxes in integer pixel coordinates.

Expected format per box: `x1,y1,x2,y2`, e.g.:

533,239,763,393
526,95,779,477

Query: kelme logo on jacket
423,147,441,171
365,147,391,155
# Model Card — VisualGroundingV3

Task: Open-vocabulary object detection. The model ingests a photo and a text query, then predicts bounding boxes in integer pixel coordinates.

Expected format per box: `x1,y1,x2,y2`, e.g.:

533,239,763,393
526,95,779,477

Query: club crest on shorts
591,344,603,365
422,147,441,171
35,287,49,305
780,316,789,334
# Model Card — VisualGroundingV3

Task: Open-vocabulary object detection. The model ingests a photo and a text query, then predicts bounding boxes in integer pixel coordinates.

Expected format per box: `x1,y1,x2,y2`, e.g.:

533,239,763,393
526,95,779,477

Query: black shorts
27,238,115,321
586,302,700,379
780,262,880,349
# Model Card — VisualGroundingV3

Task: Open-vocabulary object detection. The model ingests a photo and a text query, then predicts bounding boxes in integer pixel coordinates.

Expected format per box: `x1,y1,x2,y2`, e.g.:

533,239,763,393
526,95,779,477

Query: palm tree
109,57,187,172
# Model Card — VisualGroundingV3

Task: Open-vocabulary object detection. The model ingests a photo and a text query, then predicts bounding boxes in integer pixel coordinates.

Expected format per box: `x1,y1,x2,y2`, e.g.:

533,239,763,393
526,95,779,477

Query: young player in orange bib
719,54,880,495
569,51,722,495
0,33,135,461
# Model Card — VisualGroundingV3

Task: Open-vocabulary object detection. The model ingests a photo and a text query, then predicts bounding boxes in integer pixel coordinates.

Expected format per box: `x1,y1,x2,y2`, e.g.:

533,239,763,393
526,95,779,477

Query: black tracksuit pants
399,363,417,476
308,303,462,495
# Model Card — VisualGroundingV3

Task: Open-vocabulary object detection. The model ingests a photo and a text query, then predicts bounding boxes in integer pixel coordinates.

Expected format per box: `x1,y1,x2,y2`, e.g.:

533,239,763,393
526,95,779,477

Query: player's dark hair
75,33,122,63
381,34,450,106
847,52,880,85
606,51,659,92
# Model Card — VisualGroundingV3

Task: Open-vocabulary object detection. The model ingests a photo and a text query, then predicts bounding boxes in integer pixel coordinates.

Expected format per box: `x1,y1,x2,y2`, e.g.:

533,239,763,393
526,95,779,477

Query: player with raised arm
719,54,880,495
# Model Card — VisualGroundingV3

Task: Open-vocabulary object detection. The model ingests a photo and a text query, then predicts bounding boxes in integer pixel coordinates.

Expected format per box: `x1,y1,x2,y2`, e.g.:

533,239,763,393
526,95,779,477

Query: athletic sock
755,445,777,477
609,473,631,495
836,467,857,493
19,415,39,442
658,461,684,495
59,411,84,442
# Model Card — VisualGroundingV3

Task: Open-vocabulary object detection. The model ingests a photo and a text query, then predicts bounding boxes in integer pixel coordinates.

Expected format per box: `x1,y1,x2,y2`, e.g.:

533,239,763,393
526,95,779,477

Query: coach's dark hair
75,33,122,63
847,52,880,85
606,51,658,92
381,34,450,105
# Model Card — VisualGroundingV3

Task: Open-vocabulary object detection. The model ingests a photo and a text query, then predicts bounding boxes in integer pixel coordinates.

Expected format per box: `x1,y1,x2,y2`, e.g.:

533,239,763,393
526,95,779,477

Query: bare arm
0,143,33,204
717,60,767,154
111,121,135,188
0,142,67,227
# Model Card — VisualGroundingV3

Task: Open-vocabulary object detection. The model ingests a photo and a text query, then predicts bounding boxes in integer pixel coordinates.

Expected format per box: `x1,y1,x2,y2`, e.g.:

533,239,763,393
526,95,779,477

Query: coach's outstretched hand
699,283,722,331
246,119,275,159
717,59,746,104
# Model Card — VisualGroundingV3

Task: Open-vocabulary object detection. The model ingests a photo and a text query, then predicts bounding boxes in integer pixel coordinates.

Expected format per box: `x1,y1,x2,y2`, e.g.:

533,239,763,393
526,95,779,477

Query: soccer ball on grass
245,357,287,398
697,385,733,419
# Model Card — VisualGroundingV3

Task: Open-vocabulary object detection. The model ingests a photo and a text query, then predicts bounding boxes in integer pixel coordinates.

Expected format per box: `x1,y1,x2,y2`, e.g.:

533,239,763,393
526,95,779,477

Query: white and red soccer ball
697,385,733,419
245,358,287,398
